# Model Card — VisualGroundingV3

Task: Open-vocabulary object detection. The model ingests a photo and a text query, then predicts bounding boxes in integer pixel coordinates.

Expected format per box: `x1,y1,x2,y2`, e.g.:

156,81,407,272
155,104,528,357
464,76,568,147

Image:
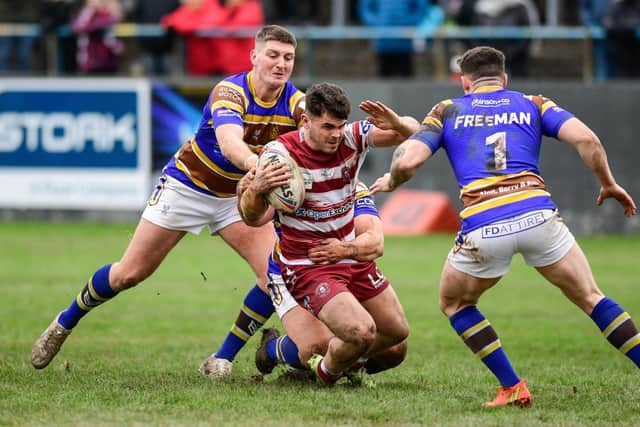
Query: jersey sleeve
355,119,376,151
354,181,380,217
289,91,305,128
261,140,289,157
209,81,248,128
411,100,450,153
525,94,575,138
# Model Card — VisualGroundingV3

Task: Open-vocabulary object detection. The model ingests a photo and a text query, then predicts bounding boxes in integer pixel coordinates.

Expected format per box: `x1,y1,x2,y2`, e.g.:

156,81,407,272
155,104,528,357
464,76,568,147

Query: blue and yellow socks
215,285,275,362
591,296,640,367
450,306,520,387
58,264,118,329
265,334,304,369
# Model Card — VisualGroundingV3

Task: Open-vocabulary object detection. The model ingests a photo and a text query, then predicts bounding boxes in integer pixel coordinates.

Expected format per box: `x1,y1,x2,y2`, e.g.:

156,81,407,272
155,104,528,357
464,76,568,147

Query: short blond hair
255,25,297,49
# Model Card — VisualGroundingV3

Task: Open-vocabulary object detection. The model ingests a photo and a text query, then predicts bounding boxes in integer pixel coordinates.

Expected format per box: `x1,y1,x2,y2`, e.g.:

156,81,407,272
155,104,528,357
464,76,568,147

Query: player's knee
345,321,376,352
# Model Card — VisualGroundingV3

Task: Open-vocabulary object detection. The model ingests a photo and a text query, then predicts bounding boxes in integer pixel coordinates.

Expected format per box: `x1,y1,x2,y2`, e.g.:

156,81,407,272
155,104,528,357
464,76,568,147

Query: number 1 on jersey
486,131,507,171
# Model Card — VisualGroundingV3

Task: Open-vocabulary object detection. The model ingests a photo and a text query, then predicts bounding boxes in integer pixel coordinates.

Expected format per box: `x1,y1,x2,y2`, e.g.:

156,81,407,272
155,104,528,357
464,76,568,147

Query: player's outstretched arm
216,123,259,171
359,100,420,147
308,214,384,264
371,138,432,194
557,117,637,216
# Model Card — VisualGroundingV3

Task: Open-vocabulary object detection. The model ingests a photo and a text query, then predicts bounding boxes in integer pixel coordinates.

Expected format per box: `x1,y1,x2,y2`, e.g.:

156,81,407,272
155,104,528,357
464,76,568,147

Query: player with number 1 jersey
372,46,638,408
417,88,573,234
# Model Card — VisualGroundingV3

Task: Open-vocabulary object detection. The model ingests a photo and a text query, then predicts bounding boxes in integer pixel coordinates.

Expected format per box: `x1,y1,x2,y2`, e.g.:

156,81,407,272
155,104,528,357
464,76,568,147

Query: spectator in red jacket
162,0,264,75
214,0,264,74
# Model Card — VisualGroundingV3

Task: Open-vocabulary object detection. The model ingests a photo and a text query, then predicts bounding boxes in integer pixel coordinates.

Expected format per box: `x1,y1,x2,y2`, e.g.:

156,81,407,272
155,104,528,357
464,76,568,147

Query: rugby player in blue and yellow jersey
372,46,638,407
31,25,304,371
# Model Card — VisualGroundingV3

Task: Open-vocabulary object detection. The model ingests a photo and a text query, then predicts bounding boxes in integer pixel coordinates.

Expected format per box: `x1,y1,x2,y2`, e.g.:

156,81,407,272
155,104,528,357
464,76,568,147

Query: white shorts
142,175,241,235
267,272,299,319
448,209,575,278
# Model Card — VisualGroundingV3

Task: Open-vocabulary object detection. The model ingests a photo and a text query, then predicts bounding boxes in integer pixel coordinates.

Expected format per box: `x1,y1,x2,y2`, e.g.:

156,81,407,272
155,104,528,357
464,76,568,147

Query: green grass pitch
1,221,638,426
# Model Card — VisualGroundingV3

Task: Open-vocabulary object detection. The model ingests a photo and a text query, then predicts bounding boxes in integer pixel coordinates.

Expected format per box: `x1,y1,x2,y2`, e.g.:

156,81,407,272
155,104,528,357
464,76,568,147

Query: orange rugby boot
483,379,532,408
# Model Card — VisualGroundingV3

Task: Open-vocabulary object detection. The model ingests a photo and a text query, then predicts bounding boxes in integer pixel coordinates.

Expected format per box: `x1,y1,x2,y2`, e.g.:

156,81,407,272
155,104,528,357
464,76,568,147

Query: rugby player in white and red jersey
239,82,420,383
372,46,638,407
243,179,408,383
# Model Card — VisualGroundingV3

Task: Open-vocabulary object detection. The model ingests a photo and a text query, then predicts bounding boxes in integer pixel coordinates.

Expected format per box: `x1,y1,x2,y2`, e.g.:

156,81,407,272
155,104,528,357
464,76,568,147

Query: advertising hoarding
0,78,151,210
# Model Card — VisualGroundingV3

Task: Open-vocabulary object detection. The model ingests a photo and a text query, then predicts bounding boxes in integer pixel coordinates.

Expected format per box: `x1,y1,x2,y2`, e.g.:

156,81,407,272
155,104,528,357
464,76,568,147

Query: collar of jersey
247,71,284,108
472,85,504,94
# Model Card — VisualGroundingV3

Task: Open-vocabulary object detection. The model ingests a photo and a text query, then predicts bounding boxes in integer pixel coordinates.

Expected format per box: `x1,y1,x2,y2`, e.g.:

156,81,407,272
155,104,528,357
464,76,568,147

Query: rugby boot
344,366,376,388
199,356,233,379
308,354,341,385
31,315,72,369
483,379,532,408
344,358,376,388
255,327,280,374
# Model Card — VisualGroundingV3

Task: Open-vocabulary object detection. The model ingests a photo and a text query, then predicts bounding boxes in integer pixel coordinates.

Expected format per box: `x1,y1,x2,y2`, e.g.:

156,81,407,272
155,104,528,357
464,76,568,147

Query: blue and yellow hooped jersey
412,86,574,233
163,71,305,198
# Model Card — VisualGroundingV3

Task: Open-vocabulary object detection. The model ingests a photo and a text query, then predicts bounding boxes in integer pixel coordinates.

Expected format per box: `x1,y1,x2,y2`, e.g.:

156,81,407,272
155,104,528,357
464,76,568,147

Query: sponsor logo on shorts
148,175,167,206
315,282,330,298
368,268,386,288
267,281,283,305
482,211,546,238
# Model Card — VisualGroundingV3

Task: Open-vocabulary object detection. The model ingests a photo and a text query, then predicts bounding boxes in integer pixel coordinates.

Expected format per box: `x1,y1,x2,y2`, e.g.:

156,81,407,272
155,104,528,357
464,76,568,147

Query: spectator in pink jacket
70,0,124,74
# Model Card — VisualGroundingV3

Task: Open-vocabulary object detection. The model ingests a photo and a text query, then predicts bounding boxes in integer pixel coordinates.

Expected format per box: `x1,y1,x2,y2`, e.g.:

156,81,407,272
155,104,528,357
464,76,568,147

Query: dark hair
305,82,351,120
255,25,297,48
457,46,506,80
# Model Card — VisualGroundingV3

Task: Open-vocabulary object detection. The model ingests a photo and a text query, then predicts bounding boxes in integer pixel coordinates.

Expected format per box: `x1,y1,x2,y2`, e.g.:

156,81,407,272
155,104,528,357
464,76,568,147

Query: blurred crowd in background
0,0,639,79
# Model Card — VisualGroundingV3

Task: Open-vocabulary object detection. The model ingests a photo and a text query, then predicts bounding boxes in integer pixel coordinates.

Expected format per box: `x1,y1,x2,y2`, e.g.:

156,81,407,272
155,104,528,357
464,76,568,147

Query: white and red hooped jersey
263,120,375,265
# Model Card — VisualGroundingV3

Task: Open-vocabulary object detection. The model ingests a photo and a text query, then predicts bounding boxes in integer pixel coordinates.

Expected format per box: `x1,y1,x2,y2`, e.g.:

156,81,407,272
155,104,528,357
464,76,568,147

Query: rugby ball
258,150,305,213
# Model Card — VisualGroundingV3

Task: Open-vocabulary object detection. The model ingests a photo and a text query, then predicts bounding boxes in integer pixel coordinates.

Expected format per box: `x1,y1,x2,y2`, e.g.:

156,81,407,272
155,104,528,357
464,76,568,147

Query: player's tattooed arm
372,137,433,194
388,146,409,190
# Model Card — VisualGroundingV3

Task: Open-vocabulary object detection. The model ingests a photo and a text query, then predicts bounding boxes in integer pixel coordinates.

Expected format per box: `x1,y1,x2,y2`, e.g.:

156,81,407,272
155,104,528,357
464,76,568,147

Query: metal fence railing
0,23,629,81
